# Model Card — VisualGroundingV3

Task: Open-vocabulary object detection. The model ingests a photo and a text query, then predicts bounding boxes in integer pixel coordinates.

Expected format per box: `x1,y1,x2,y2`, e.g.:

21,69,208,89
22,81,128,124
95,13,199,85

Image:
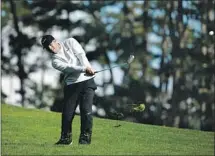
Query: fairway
1,104,214,155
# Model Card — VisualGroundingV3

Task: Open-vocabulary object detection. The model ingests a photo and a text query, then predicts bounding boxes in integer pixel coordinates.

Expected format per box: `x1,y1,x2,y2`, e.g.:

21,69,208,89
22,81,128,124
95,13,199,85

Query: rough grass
1,104,214,155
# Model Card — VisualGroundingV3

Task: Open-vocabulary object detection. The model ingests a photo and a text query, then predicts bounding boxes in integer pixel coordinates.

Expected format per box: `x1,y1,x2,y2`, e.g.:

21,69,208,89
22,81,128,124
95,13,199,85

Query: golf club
95,55,135,73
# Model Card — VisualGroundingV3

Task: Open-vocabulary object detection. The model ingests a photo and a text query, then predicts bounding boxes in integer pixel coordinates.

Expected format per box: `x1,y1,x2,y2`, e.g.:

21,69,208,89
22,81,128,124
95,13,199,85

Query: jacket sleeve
52,57,86,73
67,38,92,68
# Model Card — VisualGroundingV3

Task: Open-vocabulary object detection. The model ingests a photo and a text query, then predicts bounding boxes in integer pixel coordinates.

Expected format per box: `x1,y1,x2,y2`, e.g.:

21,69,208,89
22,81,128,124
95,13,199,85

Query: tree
7,0,36,106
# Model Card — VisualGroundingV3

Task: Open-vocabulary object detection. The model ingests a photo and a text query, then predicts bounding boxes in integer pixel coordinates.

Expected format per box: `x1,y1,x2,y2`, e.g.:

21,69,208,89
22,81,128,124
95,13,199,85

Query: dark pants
61,78,96,135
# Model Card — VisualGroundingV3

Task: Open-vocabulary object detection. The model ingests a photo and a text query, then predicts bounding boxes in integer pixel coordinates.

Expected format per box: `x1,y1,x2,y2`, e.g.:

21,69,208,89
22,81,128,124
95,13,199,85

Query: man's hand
85,66,95,75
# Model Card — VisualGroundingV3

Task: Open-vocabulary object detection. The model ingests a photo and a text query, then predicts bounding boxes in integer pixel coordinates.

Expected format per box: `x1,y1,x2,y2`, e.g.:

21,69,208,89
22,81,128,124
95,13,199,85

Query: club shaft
95,63,128,73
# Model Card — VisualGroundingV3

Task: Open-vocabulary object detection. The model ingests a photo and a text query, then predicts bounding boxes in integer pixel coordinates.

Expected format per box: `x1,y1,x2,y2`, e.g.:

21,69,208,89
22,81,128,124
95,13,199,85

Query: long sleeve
52,58,85,73
68,38,92,68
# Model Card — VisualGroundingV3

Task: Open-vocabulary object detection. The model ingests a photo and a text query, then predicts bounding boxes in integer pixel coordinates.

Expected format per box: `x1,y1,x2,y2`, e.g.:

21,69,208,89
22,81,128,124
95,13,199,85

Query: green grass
1,104,214,155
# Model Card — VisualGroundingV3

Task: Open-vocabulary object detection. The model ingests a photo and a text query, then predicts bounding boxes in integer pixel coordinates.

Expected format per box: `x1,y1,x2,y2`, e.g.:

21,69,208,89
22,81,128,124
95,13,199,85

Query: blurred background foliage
1,0,214,131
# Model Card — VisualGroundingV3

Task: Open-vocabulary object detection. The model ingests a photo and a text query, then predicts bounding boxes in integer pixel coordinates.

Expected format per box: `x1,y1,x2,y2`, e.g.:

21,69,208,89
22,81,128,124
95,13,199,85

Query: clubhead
127,55,135,64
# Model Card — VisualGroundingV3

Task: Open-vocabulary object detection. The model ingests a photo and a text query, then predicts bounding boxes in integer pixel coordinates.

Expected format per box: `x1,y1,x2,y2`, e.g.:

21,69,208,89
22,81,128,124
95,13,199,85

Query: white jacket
51,38,95,85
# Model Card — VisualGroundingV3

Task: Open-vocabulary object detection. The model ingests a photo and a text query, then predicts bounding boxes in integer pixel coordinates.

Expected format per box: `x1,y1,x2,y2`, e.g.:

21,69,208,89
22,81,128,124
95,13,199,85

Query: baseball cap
41,35,55,49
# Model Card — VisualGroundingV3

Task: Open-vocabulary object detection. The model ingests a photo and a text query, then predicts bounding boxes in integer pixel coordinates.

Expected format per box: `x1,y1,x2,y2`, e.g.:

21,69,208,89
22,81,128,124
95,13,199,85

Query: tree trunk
39,51,46,108
168,0,184,127
9,0,26,107
167,1,178,126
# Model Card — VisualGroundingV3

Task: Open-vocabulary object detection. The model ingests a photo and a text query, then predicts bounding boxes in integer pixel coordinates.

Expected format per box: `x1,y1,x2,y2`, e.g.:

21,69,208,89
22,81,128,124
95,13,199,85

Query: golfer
41,35,97,145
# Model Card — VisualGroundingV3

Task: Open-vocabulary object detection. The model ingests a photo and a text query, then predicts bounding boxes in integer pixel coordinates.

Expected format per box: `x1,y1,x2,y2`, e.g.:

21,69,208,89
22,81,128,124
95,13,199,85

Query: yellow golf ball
139,104,145,110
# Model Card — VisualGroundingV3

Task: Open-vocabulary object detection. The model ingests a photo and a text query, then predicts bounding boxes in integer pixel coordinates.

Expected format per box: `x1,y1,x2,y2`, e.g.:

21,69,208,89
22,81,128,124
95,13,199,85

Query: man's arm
52,58,86,73
67,38,92,68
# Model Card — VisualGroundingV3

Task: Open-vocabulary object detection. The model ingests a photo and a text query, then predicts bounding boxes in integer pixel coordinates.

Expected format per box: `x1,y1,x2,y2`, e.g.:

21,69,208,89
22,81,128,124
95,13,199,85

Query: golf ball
209,31,214,36
139,104,145,110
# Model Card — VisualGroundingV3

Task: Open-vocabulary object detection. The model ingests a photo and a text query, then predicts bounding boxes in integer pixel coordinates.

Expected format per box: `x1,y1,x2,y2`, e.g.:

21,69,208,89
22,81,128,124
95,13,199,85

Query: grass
1,104,214,155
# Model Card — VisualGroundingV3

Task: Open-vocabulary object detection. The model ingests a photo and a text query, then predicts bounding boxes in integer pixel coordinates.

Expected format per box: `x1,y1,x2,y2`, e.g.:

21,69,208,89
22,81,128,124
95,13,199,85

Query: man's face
48,40,60,53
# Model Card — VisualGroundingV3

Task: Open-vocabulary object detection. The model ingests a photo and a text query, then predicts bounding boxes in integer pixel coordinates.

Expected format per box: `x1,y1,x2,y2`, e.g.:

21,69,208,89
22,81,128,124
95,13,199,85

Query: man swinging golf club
41,35,97,145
